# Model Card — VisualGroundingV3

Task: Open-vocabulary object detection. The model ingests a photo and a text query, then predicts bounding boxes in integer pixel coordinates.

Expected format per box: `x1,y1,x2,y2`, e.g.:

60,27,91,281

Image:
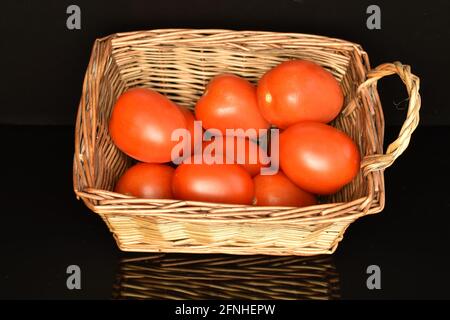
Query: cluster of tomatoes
109,59,360,207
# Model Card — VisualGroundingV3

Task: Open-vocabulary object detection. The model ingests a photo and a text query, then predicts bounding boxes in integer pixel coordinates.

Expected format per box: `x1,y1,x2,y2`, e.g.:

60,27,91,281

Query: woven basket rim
103,28,363,44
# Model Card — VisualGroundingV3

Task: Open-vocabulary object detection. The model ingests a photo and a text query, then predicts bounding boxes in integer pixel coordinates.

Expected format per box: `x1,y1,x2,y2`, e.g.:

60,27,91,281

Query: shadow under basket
73,29,421,256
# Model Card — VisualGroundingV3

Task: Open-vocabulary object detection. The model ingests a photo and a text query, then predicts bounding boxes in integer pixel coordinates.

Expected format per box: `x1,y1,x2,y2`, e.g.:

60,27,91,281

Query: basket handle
359,62,421,174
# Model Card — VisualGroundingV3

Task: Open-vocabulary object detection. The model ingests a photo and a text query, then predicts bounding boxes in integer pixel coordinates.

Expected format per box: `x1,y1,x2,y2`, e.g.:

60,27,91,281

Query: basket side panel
330,48,385,211
105,215,355,256
111,38,351,111
74,38,132,198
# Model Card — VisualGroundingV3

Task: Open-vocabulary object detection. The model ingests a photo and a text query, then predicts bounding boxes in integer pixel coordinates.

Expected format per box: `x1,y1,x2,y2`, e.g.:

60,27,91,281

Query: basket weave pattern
73,29,420,255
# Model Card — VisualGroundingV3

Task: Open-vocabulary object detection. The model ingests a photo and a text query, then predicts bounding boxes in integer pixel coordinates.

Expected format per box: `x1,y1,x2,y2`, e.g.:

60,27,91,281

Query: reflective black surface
0,125,449,299
113,254,340,300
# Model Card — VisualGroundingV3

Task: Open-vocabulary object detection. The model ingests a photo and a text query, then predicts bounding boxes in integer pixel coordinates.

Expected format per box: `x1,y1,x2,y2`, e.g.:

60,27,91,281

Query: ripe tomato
195,74,270,134
202,136,267,177
115,163,174,199
280,122,360,194
172,161,254,204
257,60,344,129
109,88,187,163
253,171,316,207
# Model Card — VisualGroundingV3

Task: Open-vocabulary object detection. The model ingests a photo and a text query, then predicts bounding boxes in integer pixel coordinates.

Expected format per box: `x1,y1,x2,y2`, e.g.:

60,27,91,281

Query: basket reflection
113,254,340,300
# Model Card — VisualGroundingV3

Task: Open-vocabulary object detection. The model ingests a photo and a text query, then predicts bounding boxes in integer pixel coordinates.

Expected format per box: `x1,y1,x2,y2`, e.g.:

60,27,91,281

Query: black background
1,0,450,300
0,0,449,125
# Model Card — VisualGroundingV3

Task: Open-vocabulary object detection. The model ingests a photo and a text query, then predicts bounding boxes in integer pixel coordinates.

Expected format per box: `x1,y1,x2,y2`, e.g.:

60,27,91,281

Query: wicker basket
113,254,340,300
73,29,421,256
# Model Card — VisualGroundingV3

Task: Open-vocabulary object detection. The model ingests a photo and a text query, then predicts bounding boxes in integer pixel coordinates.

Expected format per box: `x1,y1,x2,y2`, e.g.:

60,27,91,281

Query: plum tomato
257,60,344,128
115,163,174,199
172,161,254,205
195,74,270,134
253,171,317,207
279,122,360,194
109,88,187,163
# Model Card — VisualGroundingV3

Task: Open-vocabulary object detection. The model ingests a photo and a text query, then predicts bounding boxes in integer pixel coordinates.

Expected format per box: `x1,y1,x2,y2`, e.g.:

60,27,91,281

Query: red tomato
202,136,267,177
172,161,254,204
257,60,344,129
195,74,270,134
254,171,317,207
109,88,187,163
280,122,360,194
115,163,174,199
